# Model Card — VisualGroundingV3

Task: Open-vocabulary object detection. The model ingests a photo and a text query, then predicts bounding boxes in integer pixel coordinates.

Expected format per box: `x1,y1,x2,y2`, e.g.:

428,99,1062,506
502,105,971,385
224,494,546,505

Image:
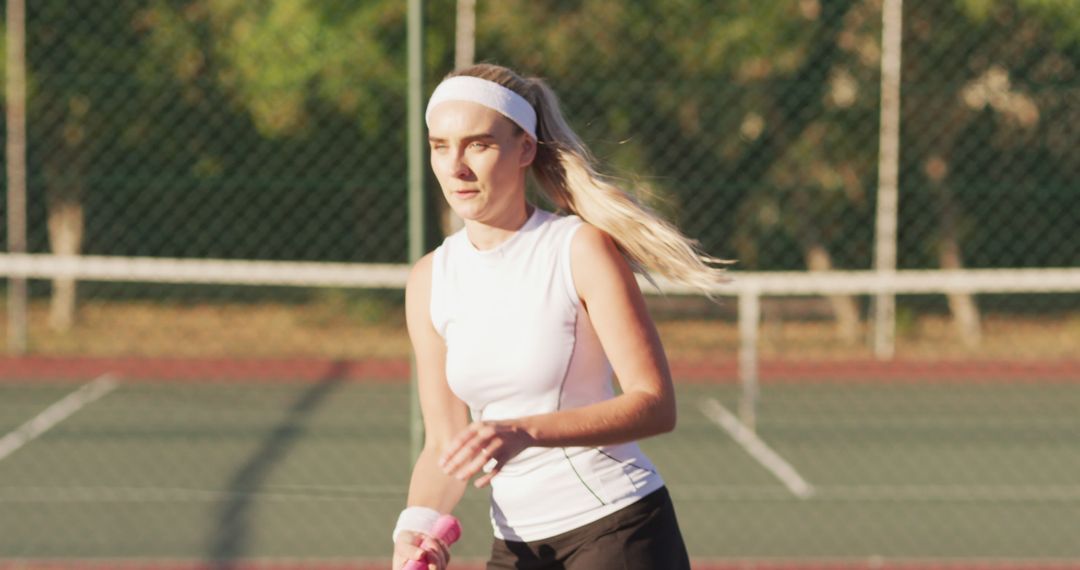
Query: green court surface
1,376,1078,565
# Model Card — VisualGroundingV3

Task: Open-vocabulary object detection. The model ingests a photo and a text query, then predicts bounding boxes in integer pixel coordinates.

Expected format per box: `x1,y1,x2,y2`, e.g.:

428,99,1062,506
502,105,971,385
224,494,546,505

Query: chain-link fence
1,0,1078,567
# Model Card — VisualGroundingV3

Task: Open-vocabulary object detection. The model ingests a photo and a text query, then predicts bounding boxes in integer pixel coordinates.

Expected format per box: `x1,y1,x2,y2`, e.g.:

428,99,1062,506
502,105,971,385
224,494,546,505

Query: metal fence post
738,287,761,432
873,0,903,359
408,0,426,462
6,0,29,355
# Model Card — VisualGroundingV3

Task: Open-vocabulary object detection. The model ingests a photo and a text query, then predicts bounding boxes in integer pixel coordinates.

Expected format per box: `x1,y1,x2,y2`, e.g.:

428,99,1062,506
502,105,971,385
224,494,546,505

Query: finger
419,537,449,569
393,532,421,555
436,438,467,470
438,424,483,468
448,431,502,477
473,461,503,488
449,439,502,481
436,537,452,568
441,428,492,475
444,444,488,480
393,542,428,564
413,548,438,570
440,441,481,477
394,531,437,566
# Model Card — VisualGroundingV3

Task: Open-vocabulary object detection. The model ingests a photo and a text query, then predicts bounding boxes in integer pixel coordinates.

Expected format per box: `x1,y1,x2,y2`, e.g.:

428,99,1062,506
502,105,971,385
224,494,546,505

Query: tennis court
2,363,1078,569
3,1,1078,568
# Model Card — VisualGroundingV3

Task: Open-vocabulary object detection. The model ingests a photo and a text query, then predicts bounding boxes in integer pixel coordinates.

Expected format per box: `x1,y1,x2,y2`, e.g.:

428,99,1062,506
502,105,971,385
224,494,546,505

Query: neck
465,203,534,251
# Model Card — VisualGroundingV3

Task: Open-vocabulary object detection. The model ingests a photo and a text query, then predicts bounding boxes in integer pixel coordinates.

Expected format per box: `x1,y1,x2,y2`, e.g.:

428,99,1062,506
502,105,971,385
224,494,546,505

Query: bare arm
520,224,676,444
440,224,677,487
393,253,472,569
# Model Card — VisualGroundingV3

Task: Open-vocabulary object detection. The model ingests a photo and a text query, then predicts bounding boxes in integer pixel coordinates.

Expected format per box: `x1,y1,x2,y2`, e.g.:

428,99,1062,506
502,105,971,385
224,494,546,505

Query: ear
518,135,537,168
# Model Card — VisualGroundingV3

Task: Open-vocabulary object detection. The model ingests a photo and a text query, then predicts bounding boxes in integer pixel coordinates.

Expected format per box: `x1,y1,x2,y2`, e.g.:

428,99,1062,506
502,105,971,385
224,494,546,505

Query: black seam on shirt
594,447,657,475
555,289,606,507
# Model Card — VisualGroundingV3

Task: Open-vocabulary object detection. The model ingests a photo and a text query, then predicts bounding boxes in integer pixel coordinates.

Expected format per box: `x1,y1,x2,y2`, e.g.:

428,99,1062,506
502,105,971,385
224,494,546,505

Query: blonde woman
392,63,725,570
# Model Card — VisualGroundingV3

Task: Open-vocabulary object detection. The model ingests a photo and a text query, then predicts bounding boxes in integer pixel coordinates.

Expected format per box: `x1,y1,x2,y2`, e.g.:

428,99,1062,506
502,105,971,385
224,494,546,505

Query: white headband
425,76,537,139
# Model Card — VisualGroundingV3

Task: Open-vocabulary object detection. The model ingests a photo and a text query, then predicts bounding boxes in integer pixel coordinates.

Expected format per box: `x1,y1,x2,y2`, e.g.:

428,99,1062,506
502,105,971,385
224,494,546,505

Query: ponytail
449,64,729,293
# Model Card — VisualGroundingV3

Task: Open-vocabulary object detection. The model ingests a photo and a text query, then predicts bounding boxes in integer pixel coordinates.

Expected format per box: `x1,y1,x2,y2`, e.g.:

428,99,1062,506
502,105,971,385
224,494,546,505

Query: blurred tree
137,0,416,263
4,0,1075,341
23,2,150,330
478,0,864,339
141,0,406,139
474,0,1077,342
12,0,434,329
902,0,1080,344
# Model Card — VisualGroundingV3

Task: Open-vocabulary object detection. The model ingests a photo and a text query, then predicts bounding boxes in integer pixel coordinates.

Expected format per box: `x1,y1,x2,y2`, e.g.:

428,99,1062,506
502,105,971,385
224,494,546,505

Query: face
428,100,536,225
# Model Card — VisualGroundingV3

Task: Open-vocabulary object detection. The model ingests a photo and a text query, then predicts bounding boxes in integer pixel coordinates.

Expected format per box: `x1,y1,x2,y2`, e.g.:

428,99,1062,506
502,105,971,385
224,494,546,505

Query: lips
453,189,480,198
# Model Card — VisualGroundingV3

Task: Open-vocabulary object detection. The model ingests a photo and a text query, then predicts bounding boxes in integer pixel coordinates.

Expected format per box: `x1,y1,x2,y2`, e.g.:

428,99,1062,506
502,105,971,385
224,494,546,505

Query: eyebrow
427,132,497,143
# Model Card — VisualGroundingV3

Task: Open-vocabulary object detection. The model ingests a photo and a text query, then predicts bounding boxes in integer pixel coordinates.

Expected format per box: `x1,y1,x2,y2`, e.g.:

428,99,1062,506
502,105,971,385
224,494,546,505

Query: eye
469,141,490,150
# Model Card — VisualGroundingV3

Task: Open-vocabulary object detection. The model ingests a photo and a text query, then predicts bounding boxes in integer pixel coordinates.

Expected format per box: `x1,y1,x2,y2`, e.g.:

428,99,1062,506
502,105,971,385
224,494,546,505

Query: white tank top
430,208,664,542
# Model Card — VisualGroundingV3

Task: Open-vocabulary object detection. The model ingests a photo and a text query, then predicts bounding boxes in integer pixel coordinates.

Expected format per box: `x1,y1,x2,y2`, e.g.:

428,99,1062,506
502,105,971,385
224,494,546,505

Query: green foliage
9,0,1076,272
957,0,998,20
1017,0,1080,45
141,0,407,138
308,288,404,326
894,304,919,339
0,24,5,97
959,0,1080,44
477,0,874,267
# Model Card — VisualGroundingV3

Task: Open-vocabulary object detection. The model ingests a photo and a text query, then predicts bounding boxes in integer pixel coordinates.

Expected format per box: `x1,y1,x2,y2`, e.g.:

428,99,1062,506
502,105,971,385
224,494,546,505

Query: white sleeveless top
429,208,665,542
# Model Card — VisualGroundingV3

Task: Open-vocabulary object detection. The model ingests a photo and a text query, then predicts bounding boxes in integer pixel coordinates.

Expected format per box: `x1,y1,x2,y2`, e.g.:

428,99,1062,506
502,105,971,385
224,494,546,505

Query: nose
448,151,473,180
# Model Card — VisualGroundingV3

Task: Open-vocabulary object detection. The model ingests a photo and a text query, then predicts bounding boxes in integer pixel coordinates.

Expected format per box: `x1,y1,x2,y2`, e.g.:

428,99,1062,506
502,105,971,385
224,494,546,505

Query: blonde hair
447,64,729,293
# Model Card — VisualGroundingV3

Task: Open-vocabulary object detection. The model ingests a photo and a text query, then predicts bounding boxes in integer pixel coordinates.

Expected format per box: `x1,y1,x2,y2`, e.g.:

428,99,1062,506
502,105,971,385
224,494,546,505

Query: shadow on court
206,362,348,568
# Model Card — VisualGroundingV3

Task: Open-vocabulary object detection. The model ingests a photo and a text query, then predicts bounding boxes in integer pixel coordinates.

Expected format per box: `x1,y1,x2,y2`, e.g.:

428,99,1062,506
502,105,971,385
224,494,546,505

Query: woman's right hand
392,530,451,570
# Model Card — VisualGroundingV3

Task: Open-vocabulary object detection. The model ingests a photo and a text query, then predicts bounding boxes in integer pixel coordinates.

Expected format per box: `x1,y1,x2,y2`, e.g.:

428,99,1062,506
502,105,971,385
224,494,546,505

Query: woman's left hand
439,421,534,487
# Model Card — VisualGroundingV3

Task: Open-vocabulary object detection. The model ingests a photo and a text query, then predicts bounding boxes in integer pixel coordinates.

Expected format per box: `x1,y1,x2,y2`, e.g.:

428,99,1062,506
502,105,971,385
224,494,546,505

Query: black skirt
486,486,691,570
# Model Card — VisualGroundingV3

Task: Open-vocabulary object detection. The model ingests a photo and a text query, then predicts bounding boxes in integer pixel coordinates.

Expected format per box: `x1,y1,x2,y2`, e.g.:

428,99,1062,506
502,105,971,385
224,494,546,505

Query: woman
392,63,726,570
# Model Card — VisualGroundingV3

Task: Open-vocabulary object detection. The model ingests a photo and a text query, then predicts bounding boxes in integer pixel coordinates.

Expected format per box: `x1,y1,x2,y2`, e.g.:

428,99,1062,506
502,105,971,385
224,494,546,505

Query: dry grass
657,313,1079,361
2,299,410,359
2,297,1076,362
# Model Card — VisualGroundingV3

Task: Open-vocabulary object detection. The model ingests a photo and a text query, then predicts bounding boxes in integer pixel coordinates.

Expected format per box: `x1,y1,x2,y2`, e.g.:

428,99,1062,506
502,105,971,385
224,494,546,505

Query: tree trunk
45,179,85,332
44,98,88,332
791,191,860,344
695,0,857,253
937,185,982,347
805,243,861,344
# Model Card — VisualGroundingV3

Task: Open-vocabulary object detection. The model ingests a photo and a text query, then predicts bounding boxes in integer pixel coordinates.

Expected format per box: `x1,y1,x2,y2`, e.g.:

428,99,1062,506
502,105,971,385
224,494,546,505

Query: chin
448,205,475,220
448,202,485,222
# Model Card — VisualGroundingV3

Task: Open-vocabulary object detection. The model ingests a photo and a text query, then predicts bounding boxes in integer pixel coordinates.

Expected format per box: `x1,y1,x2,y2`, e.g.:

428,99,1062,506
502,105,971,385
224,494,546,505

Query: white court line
700,398,816,499
0,485,406,503
670,484,1080,501
0,375,119,463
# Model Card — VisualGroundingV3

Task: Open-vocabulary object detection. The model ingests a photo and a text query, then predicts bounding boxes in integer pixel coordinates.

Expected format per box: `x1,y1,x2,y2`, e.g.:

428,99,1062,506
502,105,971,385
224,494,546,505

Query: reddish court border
0,355,1078,384
0,356,409,384
3,560,1080,570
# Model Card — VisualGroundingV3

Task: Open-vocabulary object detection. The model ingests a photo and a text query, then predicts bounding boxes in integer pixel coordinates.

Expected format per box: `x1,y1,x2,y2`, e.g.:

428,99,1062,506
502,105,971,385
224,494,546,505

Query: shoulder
543,210,583,231
569,223,633,298
570,223,619,262
405,251,441,336
407,231,463,290
406,251,436,296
